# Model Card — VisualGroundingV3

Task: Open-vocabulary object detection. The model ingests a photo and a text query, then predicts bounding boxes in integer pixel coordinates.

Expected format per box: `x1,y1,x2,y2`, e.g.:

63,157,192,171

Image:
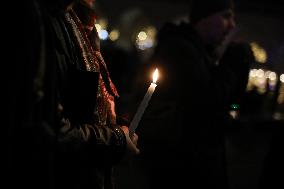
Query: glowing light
256,69,264,78
249,69,257,78
98,30,109,40
231,104,240,110
147,27,157,37
152,68,159,83
97,19,108,30
137,40,154,50
268,72,277,81
280,74,284,83
268,72,277,91
95,24,102,32
250,42,267,63
229,110,239,119
138,31,147,41
135,26,157,50
277,83,284,104
265,71,271,78
109,30,120,41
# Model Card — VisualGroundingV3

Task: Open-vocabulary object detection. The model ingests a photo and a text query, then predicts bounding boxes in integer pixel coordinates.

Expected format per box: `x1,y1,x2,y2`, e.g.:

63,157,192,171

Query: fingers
126,133,140,155
128,140,140,155
121,126,129,135
130,133,138,146
120,126,140,155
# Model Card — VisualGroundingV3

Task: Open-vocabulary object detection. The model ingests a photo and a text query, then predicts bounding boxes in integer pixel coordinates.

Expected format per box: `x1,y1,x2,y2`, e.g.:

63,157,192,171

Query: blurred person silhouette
132,0,251,188
219,41,254,121
51,0,139,189
6,1,79,188
258,119,284,189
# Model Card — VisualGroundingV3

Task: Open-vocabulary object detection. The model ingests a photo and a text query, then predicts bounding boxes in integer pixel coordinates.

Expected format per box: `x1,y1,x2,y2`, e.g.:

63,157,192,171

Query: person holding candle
8,1,139,189
42,0,140,188
135,0,250,188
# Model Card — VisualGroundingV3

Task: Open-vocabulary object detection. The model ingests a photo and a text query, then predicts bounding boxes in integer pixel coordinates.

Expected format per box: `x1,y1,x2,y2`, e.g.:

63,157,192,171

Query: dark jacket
7,1,126,189
137,22,250,189
7,1,58,189
44,6,126,189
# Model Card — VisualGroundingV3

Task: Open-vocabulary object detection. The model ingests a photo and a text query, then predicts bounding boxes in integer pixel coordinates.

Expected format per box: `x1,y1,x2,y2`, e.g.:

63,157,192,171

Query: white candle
129,69,159,136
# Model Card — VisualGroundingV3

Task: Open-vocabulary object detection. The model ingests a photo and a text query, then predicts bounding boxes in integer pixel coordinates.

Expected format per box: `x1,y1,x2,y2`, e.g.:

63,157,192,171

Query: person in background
134,0,250,188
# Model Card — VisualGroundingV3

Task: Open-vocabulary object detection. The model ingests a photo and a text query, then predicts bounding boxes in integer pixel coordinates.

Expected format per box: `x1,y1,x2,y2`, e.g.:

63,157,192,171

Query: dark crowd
5,0,284,189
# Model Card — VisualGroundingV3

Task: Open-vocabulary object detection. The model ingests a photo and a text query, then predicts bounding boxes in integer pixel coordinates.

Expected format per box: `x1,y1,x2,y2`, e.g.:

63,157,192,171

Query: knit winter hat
190,0,234,24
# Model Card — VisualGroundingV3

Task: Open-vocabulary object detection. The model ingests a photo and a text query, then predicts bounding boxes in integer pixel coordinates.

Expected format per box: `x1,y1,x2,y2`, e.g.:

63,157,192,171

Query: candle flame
152,68,159,83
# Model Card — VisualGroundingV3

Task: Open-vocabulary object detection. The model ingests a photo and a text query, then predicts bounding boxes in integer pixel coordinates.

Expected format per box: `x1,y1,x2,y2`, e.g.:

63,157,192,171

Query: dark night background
91,1,284,189
5,1,283,189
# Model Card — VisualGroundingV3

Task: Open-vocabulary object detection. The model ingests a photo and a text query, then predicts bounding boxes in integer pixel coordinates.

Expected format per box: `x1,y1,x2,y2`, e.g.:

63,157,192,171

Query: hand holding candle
129,68,159,136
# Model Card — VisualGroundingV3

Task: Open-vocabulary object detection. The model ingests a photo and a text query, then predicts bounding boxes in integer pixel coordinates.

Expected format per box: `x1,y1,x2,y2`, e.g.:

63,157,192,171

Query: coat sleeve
57,115,126,164
55,58,126,164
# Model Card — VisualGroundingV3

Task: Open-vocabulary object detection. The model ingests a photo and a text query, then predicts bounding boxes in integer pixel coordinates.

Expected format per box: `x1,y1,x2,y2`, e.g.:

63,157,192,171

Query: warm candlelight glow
152,68,159,83
129,68,159,136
